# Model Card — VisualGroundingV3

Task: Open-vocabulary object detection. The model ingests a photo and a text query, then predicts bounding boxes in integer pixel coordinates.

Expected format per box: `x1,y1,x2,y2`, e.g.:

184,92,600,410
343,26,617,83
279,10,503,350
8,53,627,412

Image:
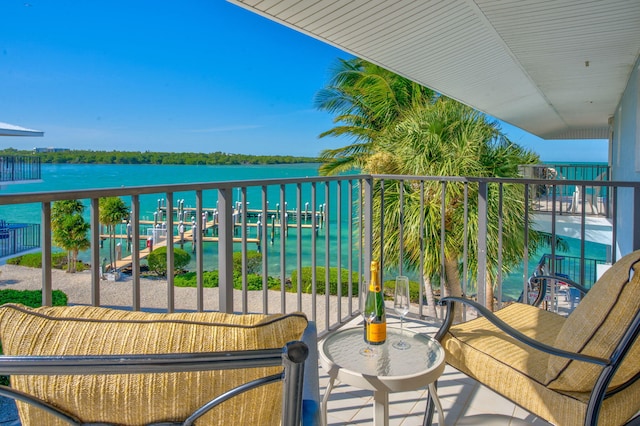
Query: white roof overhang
0,122,44,137
229,0,640,140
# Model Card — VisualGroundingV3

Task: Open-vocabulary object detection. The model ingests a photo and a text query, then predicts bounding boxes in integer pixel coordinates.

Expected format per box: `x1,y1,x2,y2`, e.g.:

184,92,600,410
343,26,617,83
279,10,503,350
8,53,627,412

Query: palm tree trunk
422,274,438,318
72,249,79,273
486,271,495,312
443,256,463,298
443,256,464,322
109,225,115,270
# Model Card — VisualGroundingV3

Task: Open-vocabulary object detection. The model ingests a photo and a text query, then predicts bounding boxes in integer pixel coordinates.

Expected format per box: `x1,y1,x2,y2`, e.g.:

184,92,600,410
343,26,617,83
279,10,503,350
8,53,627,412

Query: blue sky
1,1,607,161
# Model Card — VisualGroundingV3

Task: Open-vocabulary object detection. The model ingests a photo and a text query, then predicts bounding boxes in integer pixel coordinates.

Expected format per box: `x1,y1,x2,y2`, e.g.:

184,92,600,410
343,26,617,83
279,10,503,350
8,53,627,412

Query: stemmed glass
393,276,411,350
360,284,377,357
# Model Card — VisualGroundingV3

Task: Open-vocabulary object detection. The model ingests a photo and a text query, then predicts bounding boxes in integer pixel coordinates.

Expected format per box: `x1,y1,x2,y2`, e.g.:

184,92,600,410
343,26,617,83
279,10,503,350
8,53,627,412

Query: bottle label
367,322,386,343
369,283,381,292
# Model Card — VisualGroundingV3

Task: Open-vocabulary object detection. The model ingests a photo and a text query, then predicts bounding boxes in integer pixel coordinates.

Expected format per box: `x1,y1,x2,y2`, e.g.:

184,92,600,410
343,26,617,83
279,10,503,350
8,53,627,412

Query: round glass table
319,326,446,426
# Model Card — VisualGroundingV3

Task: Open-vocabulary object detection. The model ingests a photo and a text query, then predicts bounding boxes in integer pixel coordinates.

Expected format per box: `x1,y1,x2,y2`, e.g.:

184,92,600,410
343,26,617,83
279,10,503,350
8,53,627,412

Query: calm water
0,163,609,300
0,163,324,222
0,163,355,284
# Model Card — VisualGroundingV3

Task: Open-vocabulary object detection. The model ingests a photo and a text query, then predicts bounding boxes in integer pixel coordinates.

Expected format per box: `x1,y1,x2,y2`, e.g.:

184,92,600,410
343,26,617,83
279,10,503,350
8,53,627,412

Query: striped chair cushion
546,250,640,391
442,301,640,425
0,304,308,426
443,303,564,386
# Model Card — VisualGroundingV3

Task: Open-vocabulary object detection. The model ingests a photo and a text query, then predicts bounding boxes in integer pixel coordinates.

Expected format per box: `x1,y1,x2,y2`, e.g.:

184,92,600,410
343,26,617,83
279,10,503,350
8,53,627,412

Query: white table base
321,378,445,426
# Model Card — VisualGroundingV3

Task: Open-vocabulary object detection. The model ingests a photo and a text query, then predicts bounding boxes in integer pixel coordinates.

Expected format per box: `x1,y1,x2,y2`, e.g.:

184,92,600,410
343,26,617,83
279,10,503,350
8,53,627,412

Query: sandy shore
0,264,363,333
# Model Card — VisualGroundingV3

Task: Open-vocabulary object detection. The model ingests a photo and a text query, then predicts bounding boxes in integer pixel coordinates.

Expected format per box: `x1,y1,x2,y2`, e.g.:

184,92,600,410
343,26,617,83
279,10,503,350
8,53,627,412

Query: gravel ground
0,264,355,330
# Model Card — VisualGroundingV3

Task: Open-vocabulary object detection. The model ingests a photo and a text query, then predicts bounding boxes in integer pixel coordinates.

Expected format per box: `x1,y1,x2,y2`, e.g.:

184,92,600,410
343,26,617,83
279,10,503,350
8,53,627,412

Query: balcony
0,174,638,424
519,163,611,218
0,156,42,184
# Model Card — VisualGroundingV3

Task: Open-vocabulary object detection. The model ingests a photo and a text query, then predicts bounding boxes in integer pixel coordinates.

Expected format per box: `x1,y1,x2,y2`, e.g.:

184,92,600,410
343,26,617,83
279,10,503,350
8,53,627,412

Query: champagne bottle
364,260,386,345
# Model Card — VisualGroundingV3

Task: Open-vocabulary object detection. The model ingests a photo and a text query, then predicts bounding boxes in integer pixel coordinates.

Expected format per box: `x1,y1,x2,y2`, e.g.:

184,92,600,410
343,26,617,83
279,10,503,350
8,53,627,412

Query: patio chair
426,249,640,426
522,268,589,311
0,304,320,426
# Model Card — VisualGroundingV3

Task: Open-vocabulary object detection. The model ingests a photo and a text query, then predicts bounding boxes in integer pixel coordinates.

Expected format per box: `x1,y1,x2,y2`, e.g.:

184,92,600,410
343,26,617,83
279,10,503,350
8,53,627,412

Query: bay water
0,163,608,300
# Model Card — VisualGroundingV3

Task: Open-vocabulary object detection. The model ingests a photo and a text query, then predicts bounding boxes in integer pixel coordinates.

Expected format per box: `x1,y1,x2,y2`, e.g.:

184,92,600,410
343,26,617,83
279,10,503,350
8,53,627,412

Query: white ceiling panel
229,0,640,140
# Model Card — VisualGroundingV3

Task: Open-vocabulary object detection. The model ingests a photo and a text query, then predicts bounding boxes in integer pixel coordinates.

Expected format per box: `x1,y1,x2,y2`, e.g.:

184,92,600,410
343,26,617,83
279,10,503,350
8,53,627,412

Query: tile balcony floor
319,315,552,426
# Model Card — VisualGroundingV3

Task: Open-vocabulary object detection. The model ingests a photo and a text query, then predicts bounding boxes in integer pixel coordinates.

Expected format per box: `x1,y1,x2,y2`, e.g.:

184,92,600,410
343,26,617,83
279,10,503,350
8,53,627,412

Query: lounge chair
426,249,640,425
0,304,320,425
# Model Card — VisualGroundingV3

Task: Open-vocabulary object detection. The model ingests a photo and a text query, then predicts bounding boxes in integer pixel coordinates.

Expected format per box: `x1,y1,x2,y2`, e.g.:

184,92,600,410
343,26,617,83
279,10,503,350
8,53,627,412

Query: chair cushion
0,304,308,426
443,303,565,385
546,250,640,391
442,301,640,425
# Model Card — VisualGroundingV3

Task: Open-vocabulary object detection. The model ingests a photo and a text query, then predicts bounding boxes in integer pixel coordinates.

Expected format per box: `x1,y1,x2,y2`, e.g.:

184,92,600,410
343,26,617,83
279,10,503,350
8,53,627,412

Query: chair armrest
520,274,590,306
436,297,609,366
533,275,590,295
301,321,321,426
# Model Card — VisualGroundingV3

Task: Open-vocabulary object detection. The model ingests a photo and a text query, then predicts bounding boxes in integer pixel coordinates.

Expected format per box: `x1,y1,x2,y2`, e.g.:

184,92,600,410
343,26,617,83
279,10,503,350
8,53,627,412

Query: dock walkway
106,224,260,272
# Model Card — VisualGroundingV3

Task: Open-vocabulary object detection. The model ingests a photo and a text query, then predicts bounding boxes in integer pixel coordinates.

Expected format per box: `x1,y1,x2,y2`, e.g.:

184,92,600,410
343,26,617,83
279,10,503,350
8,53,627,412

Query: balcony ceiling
229,0,640,140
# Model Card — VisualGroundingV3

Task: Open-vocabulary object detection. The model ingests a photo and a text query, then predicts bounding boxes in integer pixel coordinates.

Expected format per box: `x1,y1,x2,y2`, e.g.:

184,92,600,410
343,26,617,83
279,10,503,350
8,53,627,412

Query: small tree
51,200,90,273
147,246,191,277
99,197,129,271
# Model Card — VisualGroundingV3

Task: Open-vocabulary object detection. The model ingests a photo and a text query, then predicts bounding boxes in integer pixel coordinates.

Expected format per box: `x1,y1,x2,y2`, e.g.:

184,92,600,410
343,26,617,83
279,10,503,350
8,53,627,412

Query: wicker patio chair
0,304,320,426
426,249,640,426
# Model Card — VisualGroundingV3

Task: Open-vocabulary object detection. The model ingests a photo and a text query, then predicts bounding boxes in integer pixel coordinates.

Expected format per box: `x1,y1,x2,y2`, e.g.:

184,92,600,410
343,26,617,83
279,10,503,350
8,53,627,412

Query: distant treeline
0,148,319,165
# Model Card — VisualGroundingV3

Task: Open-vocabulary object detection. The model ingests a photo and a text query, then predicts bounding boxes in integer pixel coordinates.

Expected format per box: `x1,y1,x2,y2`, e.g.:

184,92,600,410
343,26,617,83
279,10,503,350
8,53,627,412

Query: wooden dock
105,224,260,272
104,204,323,272
158,206,322,222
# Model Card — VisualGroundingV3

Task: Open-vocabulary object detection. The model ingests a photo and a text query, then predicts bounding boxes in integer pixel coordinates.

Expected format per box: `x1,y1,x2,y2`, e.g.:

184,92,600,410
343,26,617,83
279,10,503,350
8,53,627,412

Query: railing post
311,183,317,321
262,186,270,314
280,185,287,313
477,182,488,308
131,195,141,311
634,186,640,251
195,190,204,312
41,201,52,307
90,198,100,307
218,187,234,313
166,192,175,313
363,178,373,285
324,182,331,329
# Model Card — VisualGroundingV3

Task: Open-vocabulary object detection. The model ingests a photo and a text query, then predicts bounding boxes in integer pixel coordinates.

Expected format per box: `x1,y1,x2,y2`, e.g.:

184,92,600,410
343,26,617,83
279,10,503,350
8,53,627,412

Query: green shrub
290,267,359,296
0,289,68,308
174,271,219,288
383,279,422,303
6,252,88,272
241,273,280,290
7,252,69,269
174,270,280,290
232,251,262,274
147,246,191,276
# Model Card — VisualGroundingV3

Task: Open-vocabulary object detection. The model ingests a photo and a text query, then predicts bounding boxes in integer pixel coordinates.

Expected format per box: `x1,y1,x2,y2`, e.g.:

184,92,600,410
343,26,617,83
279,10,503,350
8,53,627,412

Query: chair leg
422,380,437,426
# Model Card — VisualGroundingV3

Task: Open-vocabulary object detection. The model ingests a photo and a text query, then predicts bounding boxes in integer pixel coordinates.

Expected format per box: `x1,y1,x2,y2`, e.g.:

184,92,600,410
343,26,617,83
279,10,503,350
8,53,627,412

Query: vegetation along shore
0,148,319,166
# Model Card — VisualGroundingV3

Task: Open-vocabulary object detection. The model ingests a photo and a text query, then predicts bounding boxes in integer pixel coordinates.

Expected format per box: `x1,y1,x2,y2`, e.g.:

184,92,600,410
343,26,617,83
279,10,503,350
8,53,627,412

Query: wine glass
393,276,411,350
360,284,377,357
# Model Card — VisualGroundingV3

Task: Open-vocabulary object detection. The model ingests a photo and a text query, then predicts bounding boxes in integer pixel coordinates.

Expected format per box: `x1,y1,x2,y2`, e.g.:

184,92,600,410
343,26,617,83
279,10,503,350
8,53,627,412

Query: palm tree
316,61,545,313
99,197,129,271
368,100,543,311
314,58,436,175
51,200,90,273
